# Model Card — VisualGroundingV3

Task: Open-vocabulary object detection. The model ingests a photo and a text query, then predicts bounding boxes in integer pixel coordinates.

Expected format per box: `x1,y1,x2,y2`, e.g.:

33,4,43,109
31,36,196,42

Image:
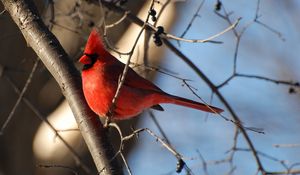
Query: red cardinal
79,29,223,120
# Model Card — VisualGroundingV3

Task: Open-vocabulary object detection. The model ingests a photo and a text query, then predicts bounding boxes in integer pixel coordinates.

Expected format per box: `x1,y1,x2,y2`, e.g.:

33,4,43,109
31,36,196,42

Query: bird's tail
160,94,223,114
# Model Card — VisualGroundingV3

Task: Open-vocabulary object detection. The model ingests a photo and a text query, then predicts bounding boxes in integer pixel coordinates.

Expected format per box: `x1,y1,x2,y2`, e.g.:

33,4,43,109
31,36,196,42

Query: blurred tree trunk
0,0,122,174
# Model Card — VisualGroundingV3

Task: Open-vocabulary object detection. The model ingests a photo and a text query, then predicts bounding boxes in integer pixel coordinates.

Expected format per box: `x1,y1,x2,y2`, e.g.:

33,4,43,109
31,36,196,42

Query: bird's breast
82,67,117,117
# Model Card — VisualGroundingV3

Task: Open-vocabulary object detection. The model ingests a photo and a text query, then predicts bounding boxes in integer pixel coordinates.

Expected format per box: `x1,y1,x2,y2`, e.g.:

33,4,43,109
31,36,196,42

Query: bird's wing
125,68,163,92
108,61,163,93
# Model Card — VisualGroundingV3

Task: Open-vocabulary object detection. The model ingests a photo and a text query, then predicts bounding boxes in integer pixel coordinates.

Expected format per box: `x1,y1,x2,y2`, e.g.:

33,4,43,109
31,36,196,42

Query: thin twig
236,73,300,87
0,9,5,15
196,150,209,175
154,0,171,24
163,39,266,172
182,79,264,134
232,147,300,174
56,128,80,133
106,11,129,28
217,74,235,88
44,0,54,30
266,169,300,175
119,152,132,175
254,0,285,41
4,75,92,174
106,123,132,175
255,20,285,41
100,1,239,45
37,164,79,175
218,73,300,89
180,0,205,39
130,62,185,80
148,111,171,145
106,0,156,125
0,59,39,135
273,143,300,148
100,2,266,173
109,122,193,175
132,63,261,133
146,20,241,44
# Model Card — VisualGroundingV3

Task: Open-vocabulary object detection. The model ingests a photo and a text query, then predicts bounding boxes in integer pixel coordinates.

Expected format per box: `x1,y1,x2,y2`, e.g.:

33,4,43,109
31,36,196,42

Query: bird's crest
84,29,107,56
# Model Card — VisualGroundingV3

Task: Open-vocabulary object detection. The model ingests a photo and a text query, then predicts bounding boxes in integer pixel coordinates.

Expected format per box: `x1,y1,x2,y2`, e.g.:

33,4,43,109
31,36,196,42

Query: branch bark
1,0,121,174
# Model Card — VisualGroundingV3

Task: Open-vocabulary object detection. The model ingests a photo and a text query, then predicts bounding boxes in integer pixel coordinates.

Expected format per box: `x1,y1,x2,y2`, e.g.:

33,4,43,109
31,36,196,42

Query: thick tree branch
1,0,121,174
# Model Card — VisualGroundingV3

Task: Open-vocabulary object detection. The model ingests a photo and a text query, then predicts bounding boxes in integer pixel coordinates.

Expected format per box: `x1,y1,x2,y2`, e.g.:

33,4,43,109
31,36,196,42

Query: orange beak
78,54,92,65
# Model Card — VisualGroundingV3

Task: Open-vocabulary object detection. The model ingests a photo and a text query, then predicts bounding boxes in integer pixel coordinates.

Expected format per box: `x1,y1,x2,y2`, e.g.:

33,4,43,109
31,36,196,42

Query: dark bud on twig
149,9,157,16
88,21,95,28
152,16,157,22
120,0,128,5
156,26,164,35
149,9,157,22
153,26,165,47
176,159,185,173
215,0,222,11
153,33,162,46
289,87,296,94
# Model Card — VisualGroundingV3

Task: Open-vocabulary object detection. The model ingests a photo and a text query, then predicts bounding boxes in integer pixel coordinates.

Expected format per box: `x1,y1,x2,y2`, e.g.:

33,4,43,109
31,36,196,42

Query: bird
79,29,223,120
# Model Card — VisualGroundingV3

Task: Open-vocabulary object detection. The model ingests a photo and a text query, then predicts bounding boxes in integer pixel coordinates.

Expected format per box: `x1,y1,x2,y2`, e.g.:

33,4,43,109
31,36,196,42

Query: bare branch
163,17,240,44
179,0,205,39
4,75,91,174
266,170,300,175
99,2,267,173
163,25,267,175
1,0,121,174
106,11,129,28
236,73,300,87
0,59,39,135
196,150,209,175
148,111,171,145
37,164,79,175
273,143,300,148
0,9,5,15
119,152,132,175
109,122,194,174
254,0,285,41
106,0,156,125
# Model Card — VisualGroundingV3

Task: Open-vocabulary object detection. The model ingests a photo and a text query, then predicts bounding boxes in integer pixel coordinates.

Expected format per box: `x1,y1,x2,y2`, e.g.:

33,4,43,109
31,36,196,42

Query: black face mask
82,53,99,70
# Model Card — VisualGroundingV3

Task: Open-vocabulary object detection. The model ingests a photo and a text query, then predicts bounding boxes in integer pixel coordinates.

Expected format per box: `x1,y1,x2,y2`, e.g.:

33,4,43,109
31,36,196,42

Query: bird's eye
80,53,99,70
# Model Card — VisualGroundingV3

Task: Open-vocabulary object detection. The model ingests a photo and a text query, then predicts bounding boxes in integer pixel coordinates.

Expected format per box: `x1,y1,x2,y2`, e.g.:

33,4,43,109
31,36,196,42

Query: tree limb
1,0,121,174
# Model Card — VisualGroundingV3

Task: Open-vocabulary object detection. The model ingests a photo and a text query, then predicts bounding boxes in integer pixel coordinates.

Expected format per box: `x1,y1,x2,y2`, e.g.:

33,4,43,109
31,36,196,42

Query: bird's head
79,29,106,70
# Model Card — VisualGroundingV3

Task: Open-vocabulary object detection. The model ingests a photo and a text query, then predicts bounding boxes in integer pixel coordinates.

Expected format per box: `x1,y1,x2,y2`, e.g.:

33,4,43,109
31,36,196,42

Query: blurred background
0,0,300,174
